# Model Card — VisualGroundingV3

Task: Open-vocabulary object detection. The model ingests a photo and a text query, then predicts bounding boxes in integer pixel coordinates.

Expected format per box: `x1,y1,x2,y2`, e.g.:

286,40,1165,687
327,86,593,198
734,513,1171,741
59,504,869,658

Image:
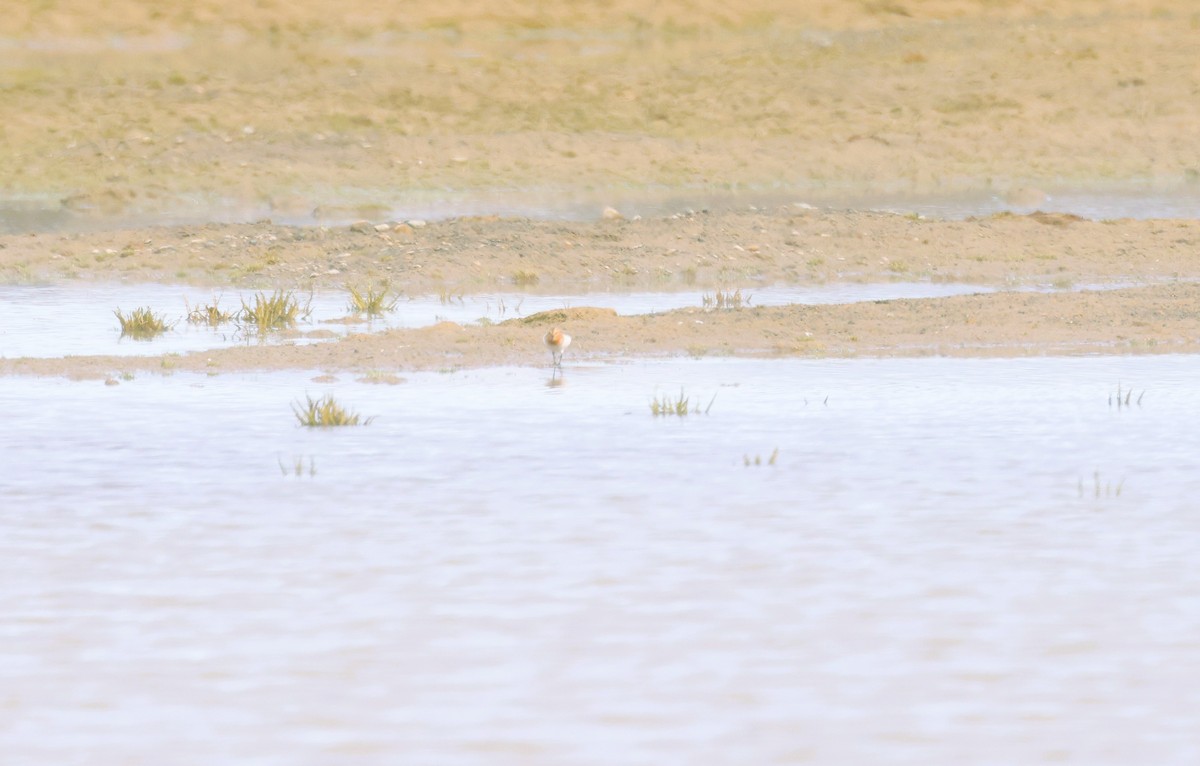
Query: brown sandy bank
2,0,1198,221
4,206,1200,379
4,208,1200,291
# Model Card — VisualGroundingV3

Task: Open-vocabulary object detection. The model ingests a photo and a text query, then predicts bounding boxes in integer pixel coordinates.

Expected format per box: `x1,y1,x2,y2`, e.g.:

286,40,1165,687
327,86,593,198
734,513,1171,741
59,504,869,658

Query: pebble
407,219,427,228
602,206,623,220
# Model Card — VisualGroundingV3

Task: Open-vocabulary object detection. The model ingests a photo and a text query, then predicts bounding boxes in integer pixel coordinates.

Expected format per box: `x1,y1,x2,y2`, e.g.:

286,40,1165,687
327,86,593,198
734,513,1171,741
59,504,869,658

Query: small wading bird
544,326,571,367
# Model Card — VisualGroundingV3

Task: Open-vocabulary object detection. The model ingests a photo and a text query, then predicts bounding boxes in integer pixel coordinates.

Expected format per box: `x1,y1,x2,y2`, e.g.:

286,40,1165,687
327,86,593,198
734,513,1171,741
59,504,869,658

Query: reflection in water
2,356,1200,763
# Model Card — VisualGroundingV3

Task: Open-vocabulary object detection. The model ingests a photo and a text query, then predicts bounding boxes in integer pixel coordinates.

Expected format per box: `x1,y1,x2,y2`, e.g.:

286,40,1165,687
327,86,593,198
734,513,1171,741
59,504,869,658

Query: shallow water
3,355,1199,764
0,281,992,359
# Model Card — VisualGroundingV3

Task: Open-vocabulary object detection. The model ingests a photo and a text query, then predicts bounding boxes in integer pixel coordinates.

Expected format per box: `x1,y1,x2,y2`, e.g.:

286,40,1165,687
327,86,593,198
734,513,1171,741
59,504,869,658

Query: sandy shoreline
4,207,1200,380
3,0,1199,378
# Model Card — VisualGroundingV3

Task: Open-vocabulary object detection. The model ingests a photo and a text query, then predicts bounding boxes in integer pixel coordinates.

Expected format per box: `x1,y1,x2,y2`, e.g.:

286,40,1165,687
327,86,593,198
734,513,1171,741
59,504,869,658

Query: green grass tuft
1080,470,1124,499
701,287,749,309
744,447,780,467
292,394,374,427
650,387,716,417
279,456,318,476
240,290,310,331
437,286,464,305
1109,383,1145,409
346,282,399,316
185,298,236,326
114,306,170,339
512,269,540,286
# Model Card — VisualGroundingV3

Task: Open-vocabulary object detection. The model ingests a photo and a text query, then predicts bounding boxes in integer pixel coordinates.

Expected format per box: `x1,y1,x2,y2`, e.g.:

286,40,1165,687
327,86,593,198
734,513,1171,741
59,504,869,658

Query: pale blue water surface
2,355,1199,764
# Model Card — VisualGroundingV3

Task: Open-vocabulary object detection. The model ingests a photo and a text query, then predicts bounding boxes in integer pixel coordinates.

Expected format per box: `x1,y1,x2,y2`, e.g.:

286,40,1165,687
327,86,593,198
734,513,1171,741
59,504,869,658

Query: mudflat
2,0,1199,377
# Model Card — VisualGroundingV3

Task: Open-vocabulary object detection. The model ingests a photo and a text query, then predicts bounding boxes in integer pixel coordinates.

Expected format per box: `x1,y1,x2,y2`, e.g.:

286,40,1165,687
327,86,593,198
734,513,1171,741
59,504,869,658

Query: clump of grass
512,269,540,286
239,290,310,331
482,296,521,319
701,288,749,310
3,262,36,284
1109,383,1145,409
357,370,406,385
279,456,317,477
744,448,780,467
114,306,170,339
185,298,236,326
292,394,374,427
437,286,464,305
650,388,717,417
346,282,399,317
1079,471,1124,499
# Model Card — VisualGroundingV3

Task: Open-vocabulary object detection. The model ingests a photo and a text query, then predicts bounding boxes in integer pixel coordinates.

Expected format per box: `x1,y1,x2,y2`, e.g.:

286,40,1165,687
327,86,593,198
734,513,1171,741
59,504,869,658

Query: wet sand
2,0,1200,377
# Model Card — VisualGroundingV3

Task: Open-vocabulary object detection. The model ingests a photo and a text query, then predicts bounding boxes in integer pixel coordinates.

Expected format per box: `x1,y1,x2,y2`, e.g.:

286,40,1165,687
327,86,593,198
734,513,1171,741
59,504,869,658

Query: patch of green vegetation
437,286,464,305
744,447,779,467
346,282,399,317
357,370,406,385
701,287,749,309
326,112,376,132
934,93,1022,114
650,388,716,417
3,263,36,284
1079,471,1124,499
186,298,236,326
1109,383,1144,409
279,455,317,477
512,269,540,287
114,306,170,339
240,290,310,331
480,295,521,320
292,394,374,427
